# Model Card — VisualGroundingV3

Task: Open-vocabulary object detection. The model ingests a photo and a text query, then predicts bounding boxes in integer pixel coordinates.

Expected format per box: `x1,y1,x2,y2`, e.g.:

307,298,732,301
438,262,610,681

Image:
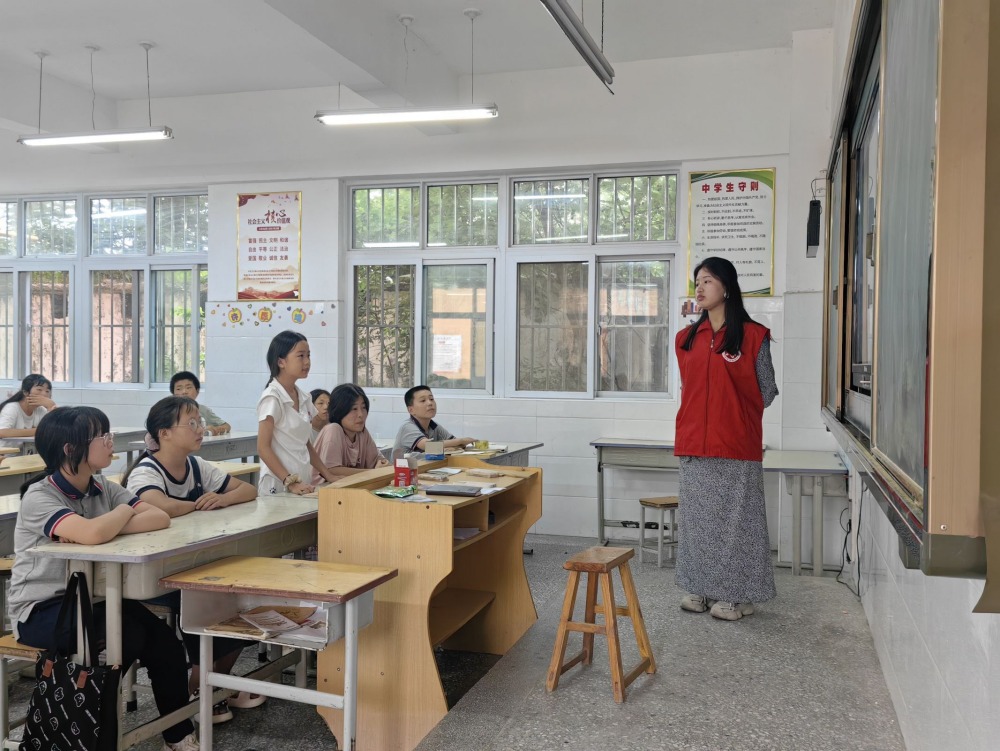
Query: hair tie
143,433,160,451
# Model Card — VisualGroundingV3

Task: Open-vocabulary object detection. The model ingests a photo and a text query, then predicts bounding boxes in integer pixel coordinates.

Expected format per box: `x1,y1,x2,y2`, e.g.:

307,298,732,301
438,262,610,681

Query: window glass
90,197,147,255
597,259,670,392
154,195,208,254
0,202,16,257
91,270,144,382
427,183,499,247
424,265,489,390
516,262,589,391
27,270,71,381
0,272,13,379
353,188,420,249
25,200,77,256
354,264,415,387
597,175,677,242
512,179,589,245
152,266,206,382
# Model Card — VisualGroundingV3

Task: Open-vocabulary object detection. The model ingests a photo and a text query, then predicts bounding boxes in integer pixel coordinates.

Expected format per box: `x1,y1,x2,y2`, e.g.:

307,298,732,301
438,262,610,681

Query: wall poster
687,169,775,295
237,192,302,300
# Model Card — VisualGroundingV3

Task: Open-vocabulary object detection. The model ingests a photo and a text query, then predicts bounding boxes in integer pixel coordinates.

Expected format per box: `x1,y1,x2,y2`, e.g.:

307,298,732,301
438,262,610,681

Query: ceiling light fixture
316,10,498,127
538,0,615,87
18,42,173,147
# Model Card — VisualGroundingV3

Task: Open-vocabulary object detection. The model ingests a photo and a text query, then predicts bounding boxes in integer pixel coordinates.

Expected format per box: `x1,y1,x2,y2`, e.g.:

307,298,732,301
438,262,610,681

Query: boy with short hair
392,385,476,454
170,371,232,436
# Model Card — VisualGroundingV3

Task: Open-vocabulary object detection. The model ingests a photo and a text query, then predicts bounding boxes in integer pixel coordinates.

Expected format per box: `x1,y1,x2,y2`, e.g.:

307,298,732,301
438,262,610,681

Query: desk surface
162,555,397,603
29,493,316,563
126,429,257,451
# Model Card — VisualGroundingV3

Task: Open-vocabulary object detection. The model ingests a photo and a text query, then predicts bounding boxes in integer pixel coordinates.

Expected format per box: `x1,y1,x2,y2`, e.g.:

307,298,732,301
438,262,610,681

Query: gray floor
5,534,905,751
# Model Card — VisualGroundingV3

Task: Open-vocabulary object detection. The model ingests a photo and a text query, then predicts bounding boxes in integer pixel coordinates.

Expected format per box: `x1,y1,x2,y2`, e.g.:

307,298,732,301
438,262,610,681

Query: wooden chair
546,546,655,703
0,559,14,636
638,496,679,567
0,633,42,750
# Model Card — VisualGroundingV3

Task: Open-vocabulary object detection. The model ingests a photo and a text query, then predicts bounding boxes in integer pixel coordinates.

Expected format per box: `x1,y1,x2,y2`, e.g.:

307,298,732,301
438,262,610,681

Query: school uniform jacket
674,319,770,462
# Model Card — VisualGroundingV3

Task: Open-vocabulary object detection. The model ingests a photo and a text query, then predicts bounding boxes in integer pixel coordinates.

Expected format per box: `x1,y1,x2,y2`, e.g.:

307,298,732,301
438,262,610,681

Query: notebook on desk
423,484,483,497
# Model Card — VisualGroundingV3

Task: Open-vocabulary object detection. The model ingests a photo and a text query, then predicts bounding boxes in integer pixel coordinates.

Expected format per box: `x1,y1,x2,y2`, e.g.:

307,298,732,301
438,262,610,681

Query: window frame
0,189,209,390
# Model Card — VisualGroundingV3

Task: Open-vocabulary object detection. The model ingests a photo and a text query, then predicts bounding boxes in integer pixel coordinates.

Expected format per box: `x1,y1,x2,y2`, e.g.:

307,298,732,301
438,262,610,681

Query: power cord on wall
836,492,863,598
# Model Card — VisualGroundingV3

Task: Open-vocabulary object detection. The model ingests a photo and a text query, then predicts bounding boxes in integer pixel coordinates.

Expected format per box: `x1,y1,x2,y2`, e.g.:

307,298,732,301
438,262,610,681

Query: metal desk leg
596,449,607,545
343,599,359,751
791,475,802,576
103,563,124,751
199,636,214,751
812,475,824,577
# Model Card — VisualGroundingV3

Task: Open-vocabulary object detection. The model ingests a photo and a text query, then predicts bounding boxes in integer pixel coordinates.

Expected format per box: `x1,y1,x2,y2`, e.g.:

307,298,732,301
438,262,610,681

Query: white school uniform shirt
0,402,48,448
256,380,316,494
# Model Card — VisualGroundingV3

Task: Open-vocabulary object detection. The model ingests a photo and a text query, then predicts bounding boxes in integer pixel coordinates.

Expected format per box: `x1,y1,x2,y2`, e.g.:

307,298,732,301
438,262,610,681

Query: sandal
227,691,267,709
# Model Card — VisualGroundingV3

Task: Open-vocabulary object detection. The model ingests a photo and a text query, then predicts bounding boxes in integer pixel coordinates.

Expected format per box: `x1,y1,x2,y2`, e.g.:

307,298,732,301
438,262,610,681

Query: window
512,178,589,245
597,259,670,392
427,183,499,247
91,270,144,382
516,262,589,392
25,199,77,256
353,187,420,249
154,195,208,254
424,265,490,390
91,198,147,256
0,202,15,257
26,270,71,382
597,174,677,242
152,266,207,383
354,264,415,388
0,273,13,380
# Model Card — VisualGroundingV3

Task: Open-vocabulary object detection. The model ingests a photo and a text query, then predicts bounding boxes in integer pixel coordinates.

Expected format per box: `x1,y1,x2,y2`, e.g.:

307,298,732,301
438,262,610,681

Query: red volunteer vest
674,319,769,461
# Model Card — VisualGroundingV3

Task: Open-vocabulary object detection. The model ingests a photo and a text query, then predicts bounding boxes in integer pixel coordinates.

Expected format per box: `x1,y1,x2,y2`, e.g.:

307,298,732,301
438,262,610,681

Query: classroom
0,2,996,750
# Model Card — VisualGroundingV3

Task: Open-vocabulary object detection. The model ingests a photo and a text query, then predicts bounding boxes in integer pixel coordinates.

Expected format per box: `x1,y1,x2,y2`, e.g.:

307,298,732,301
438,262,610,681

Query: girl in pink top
312,384,388,484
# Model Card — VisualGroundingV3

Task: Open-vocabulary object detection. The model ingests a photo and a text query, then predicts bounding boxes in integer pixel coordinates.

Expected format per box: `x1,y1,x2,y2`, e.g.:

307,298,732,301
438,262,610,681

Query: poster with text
237,192,302,300
688,169,774,295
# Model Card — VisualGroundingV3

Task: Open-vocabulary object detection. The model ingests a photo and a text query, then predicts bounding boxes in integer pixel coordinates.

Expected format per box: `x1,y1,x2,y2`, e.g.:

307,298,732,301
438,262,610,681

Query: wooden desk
163,556,397,751
0,455,121,495
590,438,848,576
317,457,542,751
5,427,147,456
125,430,259,467
0,494,19,557
28,494,317,750
104,461,261,487
0,448,18,457
376,441,543,468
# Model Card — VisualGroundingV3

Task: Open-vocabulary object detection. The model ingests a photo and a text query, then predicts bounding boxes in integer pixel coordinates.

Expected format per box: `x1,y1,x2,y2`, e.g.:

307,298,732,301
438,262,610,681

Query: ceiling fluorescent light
316,104,498,126
18,126,173,146
538,0,615,86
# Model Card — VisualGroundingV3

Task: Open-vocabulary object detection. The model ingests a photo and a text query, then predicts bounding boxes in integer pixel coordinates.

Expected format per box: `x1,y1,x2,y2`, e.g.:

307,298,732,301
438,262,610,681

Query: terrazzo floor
4,534,904,751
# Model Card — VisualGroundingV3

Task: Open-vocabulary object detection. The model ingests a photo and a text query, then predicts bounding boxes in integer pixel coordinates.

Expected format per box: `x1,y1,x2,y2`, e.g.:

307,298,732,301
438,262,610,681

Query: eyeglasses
172,417,207,432
90,433,115,448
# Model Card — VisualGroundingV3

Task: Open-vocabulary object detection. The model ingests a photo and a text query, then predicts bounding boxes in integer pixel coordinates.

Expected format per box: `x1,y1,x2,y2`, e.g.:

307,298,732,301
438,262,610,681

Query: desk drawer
601,446,678,470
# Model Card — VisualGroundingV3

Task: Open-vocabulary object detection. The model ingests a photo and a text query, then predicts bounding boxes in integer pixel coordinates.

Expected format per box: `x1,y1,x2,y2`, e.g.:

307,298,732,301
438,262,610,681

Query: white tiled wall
858,485,1000,751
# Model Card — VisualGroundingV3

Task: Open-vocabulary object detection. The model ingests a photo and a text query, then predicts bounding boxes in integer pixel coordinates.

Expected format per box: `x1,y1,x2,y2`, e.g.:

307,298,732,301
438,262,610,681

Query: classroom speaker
807,199,822,258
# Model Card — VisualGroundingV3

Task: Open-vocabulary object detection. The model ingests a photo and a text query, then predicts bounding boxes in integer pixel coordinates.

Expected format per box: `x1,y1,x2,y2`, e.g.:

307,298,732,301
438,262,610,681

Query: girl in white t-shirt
256,331,337,495
0,374,56,448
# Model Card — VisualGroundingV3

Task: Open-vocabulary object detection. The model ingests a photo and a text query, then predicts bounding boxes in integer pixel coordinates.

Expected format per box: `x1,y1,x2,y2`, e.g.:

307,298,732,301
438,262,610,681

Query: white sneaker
163,732,200,751
709,601,755,621
680,594,717,613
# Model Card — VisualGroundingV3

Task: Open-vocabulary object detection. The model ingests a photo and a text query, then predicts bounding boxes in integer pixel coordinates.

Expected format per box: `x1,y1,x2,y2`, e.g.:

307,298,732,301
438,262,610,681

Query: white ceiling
0,0,834,103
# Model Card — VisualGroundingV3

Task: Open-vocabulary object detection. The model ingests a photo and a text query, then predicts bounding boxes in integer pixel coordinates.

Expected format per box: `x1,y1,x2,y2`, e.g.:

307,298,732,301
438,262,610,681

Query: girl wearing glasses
256,330,338,495
8,408,202,751
122,395,262,722
0,373,57,447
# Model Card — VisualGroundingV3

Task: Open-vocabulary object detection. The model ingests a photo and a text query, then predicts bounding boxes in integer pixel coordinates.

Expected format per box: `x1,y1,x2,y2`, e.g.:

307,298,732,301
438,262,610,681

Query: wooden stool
546,546,655,703
0,633,42,748
638,496,679,568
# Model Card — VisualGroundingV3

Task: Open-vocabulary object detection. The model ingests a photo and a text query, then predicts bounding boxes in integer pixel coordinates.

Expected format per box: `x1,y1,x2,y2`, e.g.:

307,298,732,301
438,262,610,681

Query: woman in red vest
674,256,778,621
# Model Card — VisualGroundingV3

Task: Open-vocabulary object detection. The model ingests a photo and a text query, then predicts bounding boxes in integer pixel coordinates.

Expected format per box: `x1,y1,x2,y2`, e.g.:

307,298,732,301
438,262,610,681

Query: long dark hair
680,256,755,356
265,330,308,386
20,406,109,496
0,374,52,412
121,396,199,486
328,383,370,427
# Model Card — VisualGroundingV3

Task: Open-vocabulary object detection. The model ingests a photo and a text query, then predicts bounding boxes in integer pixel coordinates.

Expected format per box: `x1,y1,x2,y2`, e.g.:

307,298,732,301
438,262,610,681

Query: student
256,330,338,495
674,256,778,622
309,388,330,442
0,374,57,447
392,385,476,455
312,384,389,484
170,371,231,436
8,407,200,751
123,395,262,723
